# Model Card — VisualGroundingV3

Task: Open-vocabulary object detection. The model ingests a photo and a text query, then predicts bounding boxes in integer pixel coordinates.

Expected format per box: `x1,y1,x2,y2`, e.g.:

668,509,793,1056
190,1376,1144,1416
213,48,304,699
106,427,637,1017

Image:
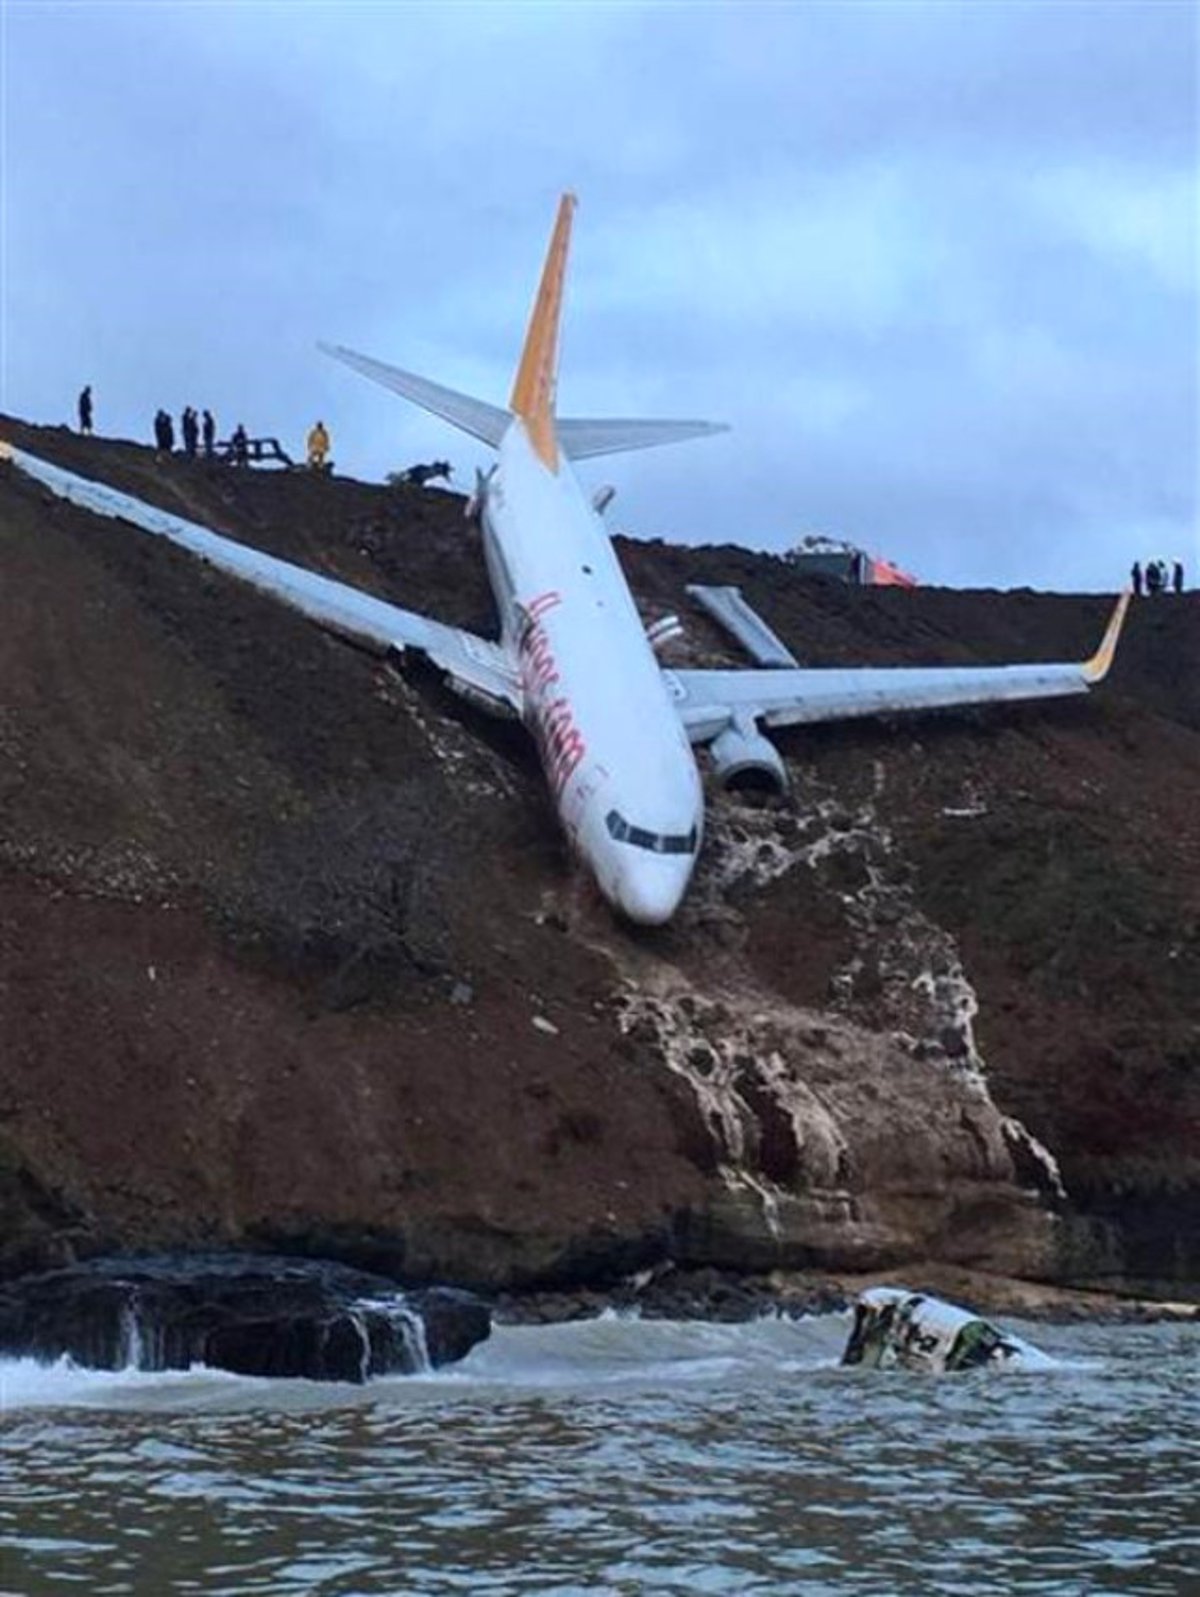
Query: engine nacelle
708,721,789,795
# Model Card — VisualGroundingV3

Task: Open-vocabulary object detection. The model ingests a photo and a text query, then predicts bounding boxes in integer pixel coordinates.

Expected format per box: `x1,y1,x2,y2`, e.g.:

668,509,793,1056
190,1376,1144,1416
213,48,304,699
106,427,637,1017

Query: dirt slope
2,417,1197,1298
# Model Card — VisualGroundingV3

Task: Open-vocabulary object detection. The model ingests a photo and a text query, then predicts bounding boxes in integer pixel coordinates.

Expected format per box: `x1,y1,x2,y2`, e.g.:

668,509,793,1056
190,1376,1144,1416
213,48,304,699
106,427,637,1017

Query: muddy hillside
2,417,1197,1301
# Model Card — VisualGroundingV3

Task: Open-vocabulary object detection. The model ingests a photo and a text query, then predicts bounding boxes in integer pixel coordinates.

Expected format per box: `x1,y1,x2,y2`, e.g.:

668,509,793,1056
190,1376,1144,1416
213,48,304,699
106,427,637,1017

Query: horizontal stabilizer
319,342,510,449
558,416,728,460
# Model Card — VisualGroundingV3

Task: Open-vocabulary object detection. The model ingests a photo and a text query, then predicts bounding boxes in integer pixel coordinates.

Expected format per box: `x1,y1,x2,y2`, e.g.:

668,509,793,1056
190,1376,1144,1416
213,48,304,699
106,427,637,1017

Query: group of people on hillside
1132,559,1184,596
152,406,217,458
76,387,333,475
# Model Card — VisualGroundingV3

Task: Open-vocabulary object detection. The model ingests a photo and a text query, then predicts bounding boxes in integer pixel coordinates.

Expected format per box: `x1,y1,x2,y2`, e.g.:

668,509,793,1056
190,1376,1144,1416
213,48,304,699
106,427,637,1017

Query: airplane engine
708,722,789,795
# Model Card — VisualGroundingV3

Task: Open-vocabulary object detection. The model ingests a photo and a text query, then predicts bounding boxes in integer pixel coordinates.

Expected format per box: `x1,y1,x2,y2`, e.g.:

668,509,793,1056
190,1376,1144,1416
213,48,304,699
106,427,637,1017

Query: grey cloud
2,0,1194,593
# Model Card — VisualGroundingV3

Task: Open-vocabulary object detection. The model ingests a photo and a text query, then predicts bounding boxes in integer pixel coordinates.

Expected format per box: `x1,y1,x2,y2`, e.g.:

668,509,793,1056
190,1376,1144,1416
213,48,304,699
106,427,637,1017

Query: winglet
510,193,577,472
1081,590,1131,684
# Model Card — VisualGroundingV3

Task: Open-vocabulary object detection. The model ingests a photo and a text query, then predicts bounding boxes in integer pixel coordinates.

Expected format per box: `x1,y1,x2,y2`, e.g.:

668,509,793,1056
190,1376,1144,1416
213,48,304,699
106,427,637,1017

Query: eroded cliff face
2,418,1197,1296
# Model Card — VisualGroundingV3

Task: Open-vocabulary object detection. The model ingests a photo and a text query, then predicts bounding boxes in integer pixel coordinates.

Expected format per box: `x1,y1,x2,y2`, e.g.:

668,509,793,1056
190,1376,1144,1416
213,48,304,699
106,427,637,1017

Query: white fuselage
481,422,703,923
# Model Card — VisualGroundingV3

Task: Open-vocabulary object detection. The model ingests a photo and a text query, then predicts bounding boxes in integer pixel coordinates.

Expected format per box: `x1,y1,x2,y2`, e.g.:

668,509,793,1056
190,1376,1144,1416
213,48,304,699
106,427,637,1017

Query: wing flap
686,583,800,666
7,443,522,716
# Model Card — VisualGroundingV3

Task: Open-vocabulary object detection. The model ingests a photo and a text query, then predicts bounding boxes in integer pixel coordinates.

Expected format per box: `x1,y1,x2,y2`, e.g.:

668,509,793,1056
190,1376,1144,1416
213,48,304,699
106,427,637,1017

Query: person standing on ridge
231,423,249,466
1131,561,1142,596
181,407,198,457
307,420,331,471
77,386,93,435
202,409,215,457
1173,560,1184,595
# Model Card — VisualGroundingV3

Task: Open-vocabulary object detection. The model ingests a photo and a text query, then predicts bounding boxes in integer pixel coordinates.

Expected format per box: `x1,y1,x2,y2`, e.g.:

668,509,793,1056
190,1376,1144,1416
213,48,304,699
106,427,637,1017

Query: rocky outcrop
1,417,1196,1301
0,1255,490,1380
611,776,1065,1281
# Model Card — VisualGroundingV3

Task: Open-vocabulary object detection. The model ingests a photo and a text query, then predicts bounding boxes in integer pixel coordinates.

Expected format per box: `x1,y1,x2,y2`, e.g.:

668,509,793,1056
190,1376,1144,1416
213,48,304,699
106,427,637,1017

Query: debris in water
841,1286,1052,1373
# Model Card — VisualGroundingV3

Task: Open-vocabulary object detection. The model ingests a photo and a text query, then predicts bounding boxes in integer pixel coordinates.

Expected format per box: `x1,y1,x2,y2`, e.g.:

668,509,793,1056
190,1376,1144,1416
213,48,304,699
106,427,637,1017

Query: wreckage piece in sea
841,1286,1052,1373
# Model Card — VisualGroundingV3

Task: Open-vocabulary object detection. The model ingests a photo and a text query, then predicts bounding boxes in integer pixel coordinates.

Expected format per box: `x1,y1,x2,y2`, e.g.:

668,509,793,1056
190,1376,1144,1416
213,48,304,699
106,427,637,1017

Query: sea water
1,1314,1196,1594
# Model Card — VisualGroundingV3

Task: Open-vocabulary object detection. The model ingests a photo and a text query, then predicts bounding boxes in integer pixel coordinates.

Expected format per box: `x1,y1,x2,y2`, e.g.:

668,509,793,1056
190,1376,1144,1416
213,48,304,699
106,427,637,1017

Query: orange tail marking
1082,589,1132,683
510,193,577,472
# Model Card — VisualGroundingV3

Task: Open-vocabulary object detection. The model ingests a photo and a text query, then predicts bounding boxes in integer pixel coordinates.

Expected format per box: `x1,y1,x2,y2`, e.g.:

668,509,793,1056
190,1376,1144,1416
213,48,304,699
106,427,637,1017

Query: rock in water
841,1286,1052,1372
0,1254,490,1381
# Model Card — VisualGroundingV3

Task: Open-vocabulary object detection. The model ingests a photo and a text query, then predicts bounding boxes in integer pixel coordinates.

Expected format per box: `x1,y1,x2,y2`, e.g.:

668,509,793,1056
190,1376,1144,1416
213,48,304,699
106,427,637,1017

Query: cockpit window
606,809,698,856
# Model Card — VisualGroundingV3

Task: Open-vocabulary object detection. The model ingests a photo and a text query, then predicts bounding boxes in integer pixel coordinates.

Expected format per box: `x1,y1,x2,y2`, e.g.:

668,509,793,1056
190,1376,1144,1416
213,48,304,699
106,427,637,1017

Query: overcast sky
2,0,1196,590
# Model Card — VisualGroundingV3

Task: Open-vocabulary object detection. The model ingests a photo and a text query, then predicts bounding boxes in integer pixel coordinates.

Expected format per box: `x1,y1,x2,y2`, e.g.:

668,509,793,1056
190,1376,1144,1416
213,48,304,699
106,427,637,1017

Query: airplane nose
615,861,690,926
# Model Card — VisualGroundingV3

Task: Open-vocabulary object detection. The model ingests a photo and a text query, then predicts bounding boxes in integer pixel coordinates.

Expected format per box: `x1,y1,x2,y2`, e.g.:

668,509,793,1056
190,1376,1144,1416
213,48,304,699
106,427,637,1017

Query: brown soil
2,416,1197,1299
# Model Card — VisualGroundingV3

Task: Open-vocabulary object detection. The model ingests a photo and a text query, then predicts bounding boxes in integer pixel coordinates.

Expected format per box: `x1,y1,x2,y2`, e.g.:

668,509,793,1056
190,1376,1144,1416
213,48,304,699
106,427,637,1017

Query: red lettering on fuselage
526,590,561,621
517,591,587,796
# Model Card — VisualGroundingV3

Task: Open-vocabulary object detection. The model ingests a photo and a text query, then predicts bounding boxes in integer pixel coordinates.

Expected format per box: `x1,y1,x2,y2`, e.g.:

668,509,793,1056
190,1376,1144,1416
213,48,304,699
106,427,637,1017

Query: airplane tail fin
509,192,576,472
323,193,728,464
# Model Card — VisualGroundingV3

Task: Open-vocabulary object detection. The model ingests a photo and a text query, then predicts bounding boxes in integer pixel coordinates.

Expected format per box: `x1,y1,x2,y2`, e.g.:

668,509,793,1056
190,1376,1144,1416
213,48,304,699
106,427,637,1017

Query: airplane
2,193,1130,925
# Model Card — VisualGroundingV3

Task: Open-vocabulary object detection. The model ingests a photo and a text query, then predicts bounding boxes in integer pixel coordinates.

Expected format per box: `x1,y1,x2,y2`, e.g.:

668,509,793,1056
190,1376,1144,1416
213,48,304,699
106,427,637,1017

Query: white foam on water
402,1312,854,1399
0,1310,1074,1415
0,1355,248,1412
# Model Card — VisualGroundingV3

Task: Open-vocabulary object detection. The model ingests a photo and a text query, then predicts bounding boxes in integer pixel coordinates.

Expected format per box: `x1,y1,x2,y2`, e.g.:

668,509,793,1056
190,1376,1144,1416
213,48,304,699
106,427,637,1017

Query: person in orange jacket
306,420,331,470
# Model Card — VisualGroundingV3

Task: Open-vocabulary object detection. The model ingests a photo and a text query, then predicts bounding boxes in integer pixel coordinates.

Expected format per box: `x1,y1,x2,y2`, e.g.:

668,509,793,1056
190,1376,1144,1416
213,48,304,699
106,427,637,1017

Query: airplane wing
668,593,1130,742
4,442,522,718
